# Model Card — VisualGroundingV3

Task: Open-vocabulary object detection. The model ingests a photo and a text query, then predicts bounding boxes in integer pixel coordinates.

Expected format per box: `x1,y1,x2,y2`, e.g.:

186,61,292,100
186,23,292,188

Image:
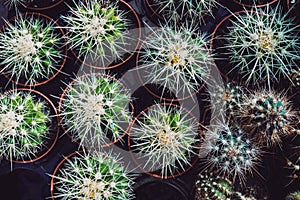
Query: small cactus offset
236,89,298,147
0,13,64,85
0,90,50,161
201,122,261,183
222,4,300,88
130,104,199,178
195,171,233,200
286,191,300,200
150,0,216,21
51,151,134,200
59,73,131,148
139,22,211,99
61,0,131,67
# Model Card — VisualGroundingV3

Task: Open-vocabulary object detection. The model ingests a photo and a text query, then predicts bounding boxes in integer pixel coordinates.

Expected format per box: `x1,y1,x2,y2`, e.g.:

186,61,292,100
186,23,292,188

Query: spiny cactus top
130,104,199,178
0,13,64,86
195,171,233,200
222,5,300,87
62,0,131,67
0,90,50,161
59,73,131,149
139,23,210,99
52,151,134,200
150,0,216,21
201,123,261,183
237,90,298,147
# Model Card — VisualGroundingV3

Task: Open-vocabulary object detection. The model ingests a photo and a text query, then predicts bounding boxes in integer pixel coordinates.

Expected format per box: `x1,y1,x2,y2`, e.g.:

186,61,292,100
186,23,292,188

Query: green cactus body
0,91,50,160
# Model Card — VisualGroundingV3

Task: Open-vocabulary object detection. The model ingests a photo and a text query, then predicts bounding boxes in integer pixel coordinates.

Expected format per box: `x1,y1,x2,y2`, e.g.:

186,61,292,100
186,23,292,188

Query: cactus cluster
59,73,131,148
201,122,261,183
130,104,199,178
236,89,297,147
61,0,131,67
52,151,134,200
139,23,210,99
222,5,300,87
0,13,64,85
0,90,50,161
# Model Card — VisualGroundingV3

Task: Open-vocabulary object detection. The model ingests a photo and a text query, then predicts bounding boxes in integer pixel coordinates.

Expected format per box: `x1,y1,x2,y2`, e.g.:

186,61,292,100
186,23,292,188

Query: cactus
0,13,64,86
150,0,216,21
201,122,261,183
195,171,233,200
139,22,211,99
59,73,131,148
236,89,298,147
51,151,134,200
130,104,199,178
221,4,300,88
285,156,300,185
0,90,50,161
231,192,256,200
61,0,131,67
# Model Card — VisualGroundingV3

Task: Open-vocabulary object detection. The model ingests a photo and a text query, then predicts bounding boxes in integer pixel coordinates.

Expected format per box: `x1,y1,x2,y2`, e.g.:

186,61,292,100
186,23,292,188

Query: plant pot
0,12,67,87
0,88,59,163
58,73,134,150
63,0,141,70
24,0,65,11
210,9,300,88
136,28,210,101
128,103,201,179
232,0,278,8
50,151,134,200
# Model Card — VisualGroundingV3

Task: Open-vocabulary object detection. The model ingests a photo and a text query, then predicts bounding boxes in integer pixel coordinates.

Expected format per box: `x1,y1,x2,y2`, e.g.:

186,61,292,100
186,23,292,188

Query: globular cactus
51,151,134,200
130,104,199,178
139,22,211,99
0,13,64,85
195,171,233,200
0,90,50,161
221,4,300,88
201,122,261,183
61,0,131,67
150,0,216,21
59,73,132,149
236,89,298,147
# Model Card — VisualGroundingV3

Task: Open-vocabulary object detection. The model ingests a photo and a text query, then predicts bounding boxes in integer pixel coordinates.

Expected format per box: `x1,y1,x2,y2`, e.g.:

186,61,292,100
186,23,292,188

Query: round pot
232,0,278,8
136,31,209,101
128,103,202,179
1,88,59,163
0,12,67,87
58,73,134,149
24,0,65,11
68,0,141,70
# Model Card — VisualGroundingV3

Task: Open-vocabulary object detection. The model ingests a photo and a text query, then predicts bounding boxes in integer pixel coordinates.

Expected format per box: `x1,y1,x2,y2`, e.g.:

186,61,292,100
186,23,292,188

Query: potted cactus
59,73,132,149
61,0,141,69
50,151,134,199
236,89,298,147
145,0,216,23
211,4,300,88
137,23,211,100
0,88,58,163
0,12,66,87
128,103,200,178
200,122,261,183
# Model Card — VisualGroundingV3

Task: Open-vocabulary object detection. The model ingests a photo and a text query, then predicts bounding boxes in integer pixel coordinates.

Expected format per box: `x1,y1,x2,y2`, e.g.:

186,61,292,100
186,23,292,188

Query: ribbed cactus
59,73,131,148
221,4,300,88
231,192,256,200
237,89,298,147
0,90,50,161
0,13,64,85
61,0,131,67
201,122,261,183
139,22,211,99
51,151,134,200
130,104,199,178
195,171,233,200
